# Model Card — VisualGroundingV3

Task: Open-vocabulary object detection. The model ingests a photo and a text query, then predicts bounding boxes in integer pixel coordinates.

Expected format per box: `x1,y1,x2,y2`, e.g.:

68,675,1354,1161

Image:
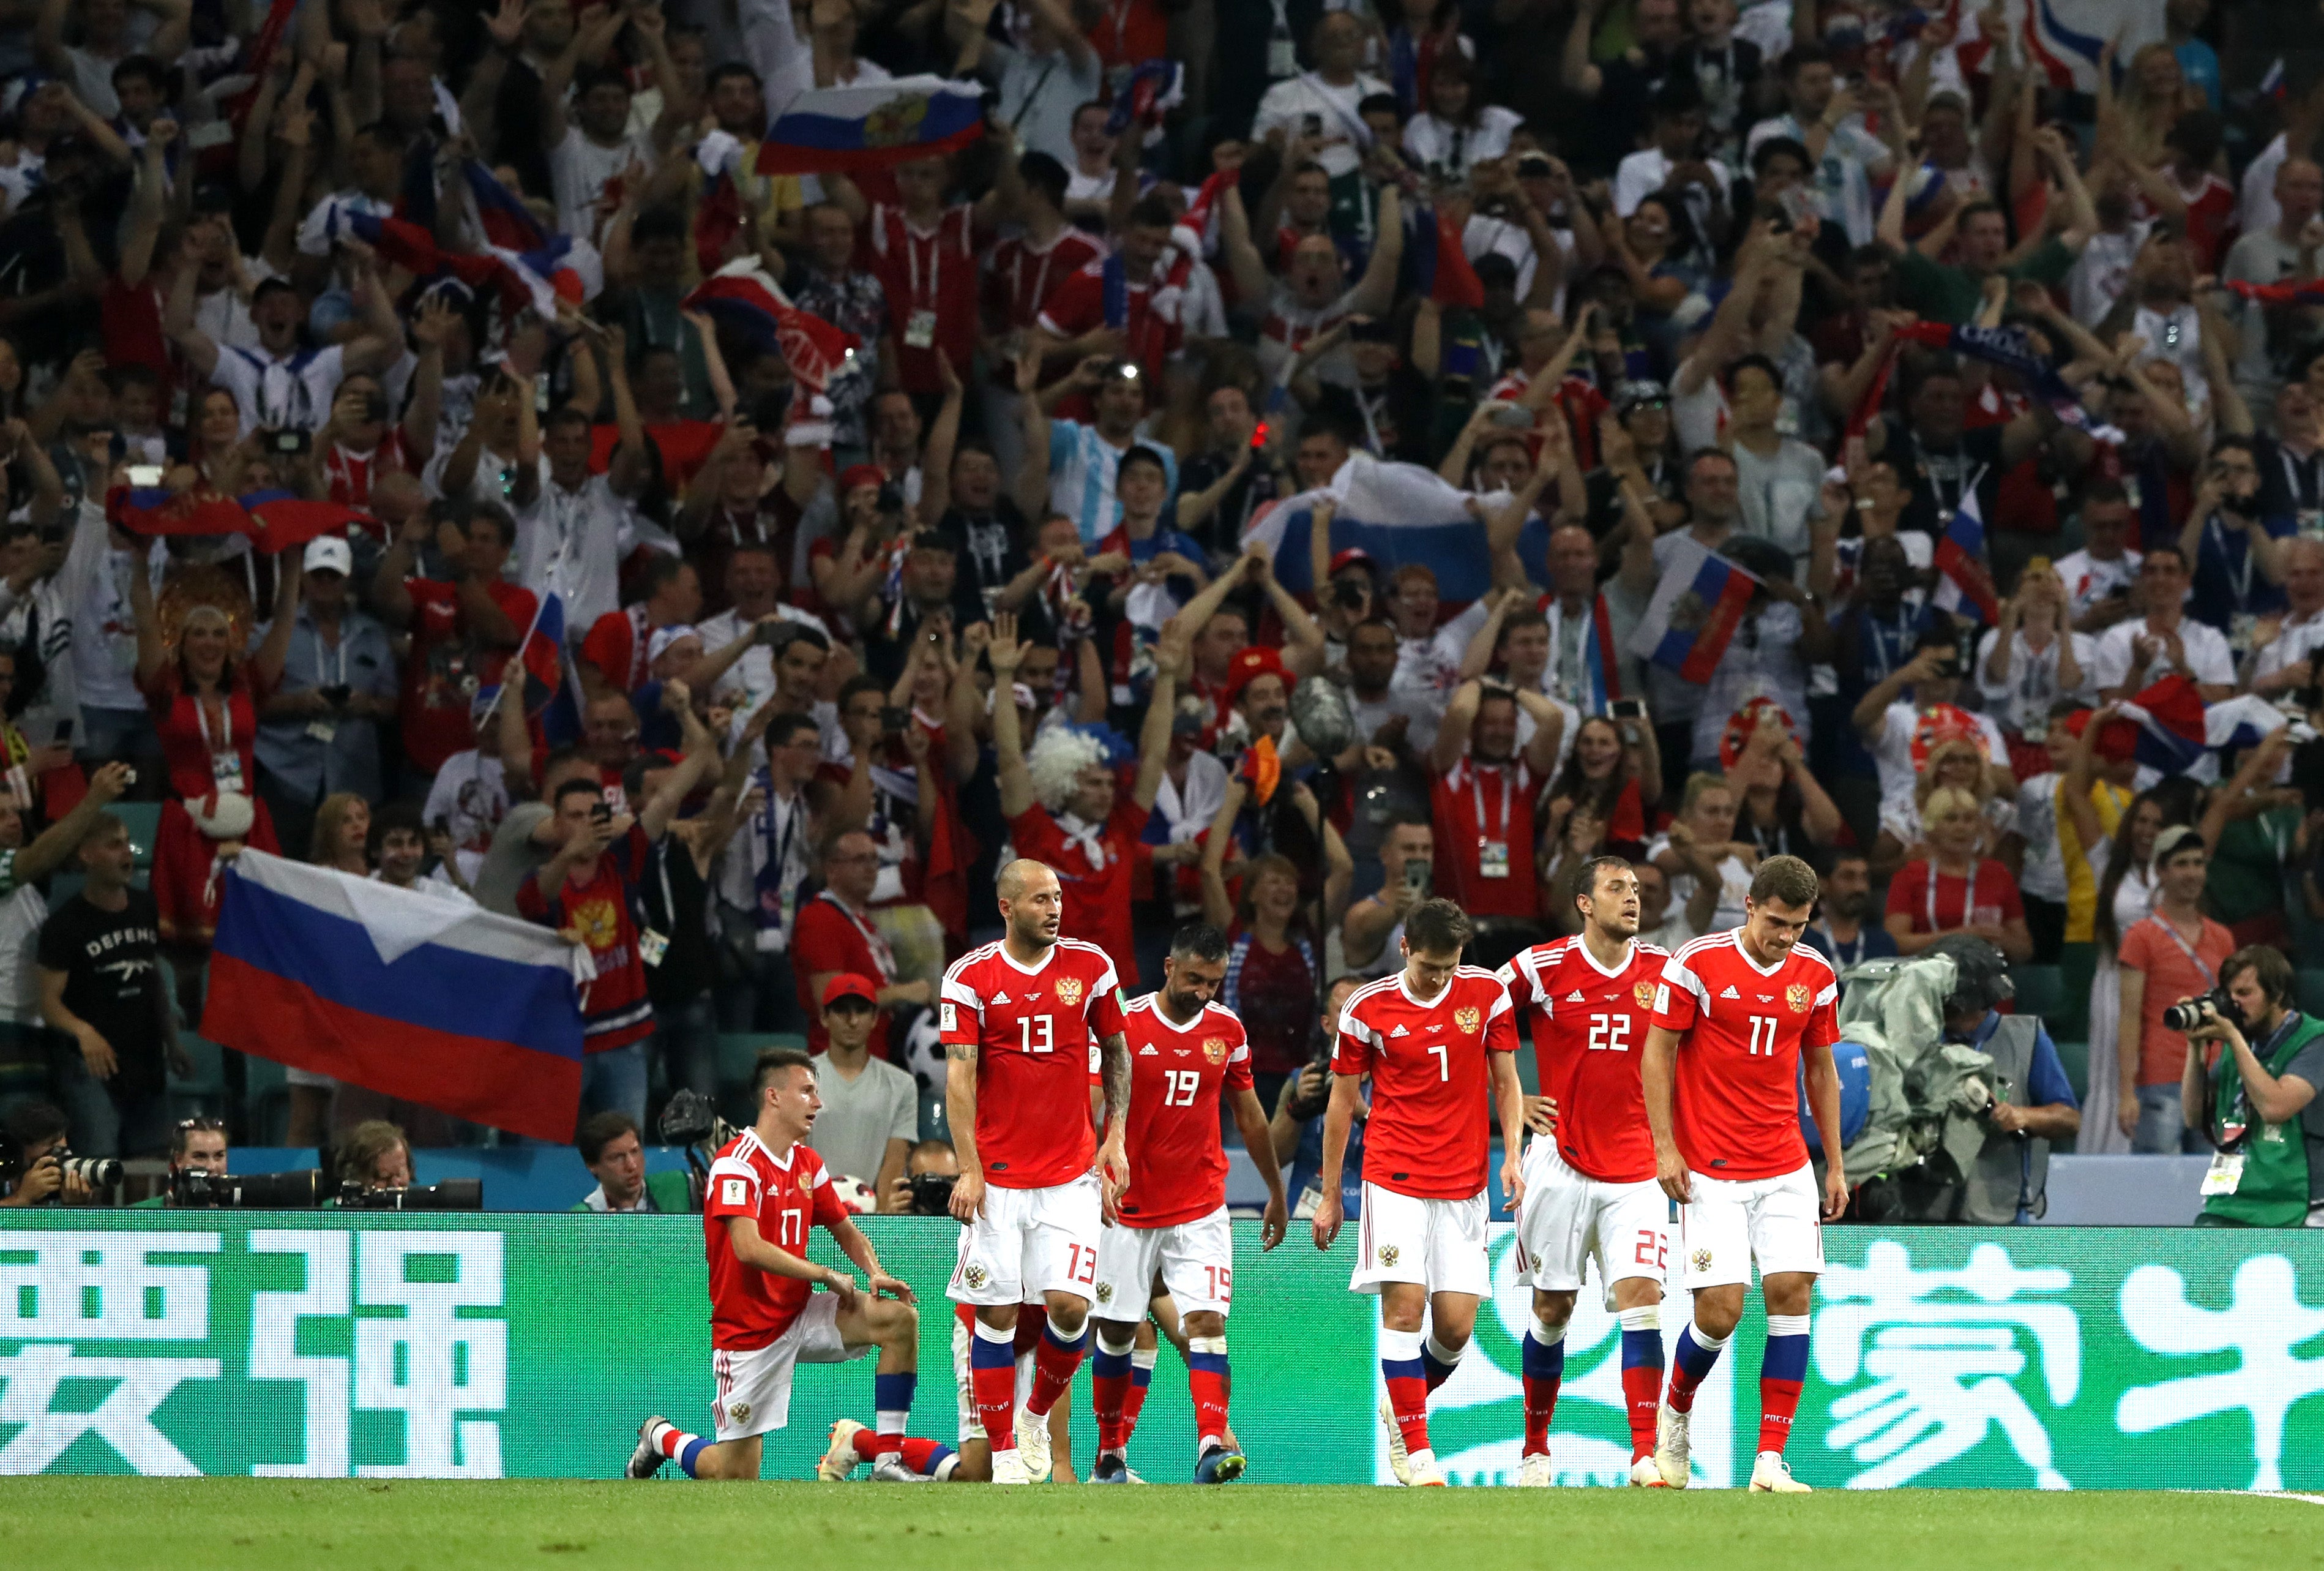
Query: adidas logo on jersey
991,992,1012,1004
1138,1045,1158,1055
1566,990,1586,1002
1720,985,1741,999
1391,1025,1410,1037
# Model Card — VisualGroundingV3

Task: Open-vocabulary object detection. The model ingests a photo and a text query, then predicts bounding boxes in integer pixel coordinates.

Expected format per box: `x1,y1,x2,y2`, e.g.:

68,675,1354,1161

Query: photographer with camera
2178,946,2324,1228
1270,973,1371,1222
572,1111,694,1213
254,536,399,861
337,1119,413,1191
1927,937,2082,1223
127,1117,230,1208
885,1138,961,1216
0,1099,96,1207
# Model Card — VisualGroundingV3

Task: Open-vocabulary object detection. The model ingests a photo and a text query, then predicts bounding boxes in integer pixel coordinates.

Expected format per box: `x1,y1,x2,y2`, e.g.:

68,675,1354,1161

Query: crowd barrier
1,1215,2318,1488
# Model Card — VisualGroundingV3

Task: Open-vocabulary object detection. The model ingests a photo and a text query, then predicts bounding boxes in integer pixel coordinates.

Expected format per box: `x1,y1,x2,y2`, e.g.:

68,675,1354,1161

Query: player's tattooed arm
944,1038,987,1223
1099,1030,1131,1130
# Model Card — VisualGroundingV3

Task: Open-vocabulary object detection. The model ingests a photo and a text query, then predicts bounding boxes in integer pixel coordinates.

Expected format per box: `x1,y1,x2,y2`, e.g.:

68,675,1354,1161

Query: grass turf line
2,1480,2322,1571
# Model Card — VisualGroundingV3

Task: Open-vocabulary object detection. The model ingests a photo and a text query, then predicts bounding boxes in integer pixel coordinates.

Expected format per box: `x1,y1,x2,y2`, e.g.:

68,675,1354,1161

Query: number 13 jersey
1650,931,1840,1181
940,937,1126,1190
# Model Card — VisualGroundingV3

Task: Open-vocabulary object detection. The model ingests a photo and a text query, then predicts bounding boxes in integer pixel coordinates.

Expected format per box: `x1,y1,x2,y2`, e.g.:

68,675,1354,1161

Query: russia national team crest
1691,1247,1713,1274
1202,1037,1228,1065
963,1264,988,1289
1634,981,1657,1010
1377,1245,1399,1267
1785,983,1811,1014
728,1400,751,1426
1096,1281,1114,1304
1454,1007,1481,1035
1055,977,1085,1008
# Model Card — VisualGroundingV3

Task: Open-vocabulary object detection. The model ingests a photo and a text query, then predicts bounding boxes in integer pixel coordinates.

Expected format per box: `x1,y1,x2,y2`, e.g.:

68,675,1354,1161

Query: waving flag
1896,319,2120,440
1627,537,1762,683
461,160,583,317
111,487,372,549
1415,206,1485,309
1105,59,1184,145
1242,452,1501,602
1932,486,1999,624
2023,0,2105,92
206,852,592,1141
685,257,861,399
693,130,749,276
2112,673,2210,775
757,75,984,176
2226,278,2324,309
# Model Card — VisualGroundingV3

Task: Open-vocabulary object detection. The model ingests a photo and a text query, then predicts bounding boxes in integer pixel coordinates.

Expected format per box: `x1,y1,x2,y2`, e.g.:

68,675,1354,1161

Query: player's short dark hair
708,61,761,92
553,776,604,810
1749,854,1821,910
765,711,819,749
637,553,689,599
576,1109,641,1166
2222,945,2295,1008
1750,135,1811,176
1405,898,1473,957
838,673,887,711
1575,855,1634,913
753,1048,815,1097
1119,444,1168,481
1018,151,1069,211
1170,922,1229,964
775,623,831,657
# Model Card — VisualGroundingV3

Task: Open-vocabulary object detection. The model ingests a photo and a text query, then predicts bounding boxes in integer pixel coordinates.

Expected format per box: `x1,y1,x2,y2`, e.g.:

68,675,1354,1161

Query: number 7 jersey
1333,967,1518,1199
1650,931,1840,1181
940,937,1126,1190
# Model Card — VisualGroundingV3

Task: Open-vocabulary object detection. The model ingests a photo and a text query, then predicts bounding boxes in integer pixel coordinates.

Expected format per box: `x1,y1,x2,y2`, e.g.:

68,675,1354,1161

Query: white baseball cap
303,535,354,577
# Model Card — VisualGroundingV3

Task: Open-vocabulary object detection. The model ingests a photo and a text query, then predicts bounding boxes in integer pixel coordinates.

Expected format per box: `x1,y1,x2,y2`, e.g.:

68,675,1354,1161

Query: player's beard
1012,913,1058,951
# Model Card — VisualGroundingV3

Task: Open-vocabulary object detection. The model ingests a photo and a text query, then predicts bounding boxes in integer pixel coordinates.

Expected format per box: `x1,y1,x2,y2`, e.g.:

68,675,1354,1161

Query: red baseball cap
820,973,880,1008
1328,547,1375,577
837,463,885,497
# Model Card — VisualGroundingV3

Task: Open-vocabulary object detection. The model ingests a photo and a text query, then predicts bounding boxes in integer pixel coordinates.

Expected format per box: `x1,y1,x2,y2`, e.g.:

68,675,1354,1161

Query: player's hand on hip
949,1170,986,1223
1310,1191,1343,1250
1822,1164,1849,1221
1523,1094,1557,1136
1260,1193,1288,1251
1655,1145,1691,1205
870,1270,916,1303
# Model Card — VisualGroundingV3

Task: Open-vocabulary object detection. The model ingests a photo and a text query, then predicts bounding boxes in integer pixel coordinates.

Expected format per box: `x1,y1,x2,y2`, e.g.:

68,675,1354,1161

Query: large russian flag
685,258,862,397
1626,537,1761,683
1241,452,1507,602
2022,0,2107,93
757,75,985,175
204,852,594,1141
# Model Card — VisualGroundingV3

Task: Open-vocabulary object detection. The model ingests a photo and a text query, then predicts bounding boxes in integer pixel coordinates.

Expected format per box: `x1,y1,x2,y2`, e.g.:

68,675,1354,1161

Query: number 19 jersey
1651,931,1840,1181
1333,967,1518,1199
940,937,1126,1190
1498,935,1668,1184
1115,992,1253,1228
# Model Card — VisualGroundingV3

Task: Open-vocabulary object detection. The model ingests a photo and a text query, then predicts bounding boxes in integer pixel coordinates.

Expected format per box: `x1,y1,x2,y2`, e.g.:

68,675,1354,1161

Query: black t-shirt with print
38,889,167,1099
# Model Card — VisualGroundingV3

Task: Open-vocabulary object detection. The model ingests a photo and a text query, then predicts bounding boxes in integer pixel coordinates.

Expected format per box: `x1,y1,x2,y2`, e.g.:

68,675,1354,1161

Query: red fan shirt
1430,756,1542,920
985,226,1107,337
863,201,979,394
938,937,1126,1190
703,1128,848,1350
1007,798,1148,971
1332,966,1519,1199
1498,934,1669,1184
1037,257,1184,382
1650,931,1841,1180
397,576,537,774
1115,992,1254,1228
515,823,656,1052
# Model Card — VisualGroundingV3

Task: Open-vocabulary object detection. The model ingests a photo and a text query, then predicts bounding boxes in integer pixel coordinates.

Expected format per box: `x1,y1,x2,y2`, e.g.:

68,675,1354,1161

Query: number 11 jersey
1651,931,1840,1181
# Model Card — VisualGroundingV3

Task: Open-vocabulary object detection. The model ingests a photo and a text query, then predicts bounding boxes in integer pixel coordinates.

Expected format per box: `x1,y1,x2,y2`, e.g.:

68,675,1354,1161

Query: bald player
936,860,1132,1483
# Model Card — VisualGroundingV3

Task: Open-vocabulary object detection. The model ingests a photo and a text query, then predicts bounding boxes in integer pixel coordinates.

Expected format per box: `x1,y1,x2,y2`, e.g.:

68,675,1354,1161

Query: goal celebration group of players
624,847,1848,1491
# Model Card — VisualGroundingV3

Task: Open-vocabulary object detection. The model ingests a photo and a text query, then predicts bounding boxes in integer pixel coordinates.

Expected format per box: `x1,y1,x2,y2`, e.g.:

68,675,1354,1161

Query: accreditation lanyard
2206,517,2258,610
1473,763,1513,845
310,624,348,689
816,888,897,981
2148,912,2216,989
1925,859,1974,933
902,219,942,310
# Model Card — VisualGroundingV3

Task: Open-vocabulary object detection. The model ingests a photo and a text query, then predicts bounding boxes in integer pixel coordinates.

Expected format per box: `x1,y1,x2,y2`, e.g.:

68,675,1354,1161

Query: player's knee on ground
699,1436,762,1480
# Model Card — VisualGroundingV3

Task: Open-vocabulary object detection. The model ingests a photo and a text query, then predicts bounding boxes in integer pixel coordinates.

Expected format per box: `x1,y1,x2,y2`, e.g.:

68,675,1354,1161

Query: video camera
171,1168,332,1208
335,1179,484,1211
906,1172,957,1216
659,1089,729,1212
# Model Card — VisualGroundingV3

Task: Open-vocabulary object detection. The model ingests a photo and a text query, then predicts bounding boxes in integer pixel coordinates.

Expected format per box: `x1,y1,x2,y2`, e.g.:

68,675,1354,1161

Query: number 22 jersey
1498,935,1669,1184
1650,931,1840,1180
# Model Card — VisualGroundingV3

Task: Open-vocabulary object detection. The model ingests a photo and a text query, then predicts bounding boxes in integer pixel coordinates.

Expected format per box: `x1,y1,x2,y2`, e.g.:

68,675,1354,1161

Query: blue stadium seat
168,1035,227,1123
244,1055,290,1146
114,801,162,869
2052,1040,2089,1107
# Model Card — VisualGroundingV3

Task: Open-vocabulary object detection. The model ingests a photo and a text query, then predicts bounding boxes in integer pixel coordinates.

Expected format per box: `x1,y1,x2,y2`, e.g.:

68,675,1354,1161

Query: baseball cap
1223,645,1288,705
821,973,880,1009
837,463,885,497
1614,378,1670,414
303,536,354,577
2153,825,2205,863
1328,547,1376,578
646,623,701,663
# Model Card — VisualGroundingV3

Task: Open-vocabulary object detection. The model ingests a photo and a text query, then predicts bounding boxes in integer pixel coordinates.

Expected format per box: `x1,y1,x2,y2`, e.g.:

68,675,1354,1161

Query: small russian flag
1932,486,1998,625
757,75,985,176
1628,539,1762,684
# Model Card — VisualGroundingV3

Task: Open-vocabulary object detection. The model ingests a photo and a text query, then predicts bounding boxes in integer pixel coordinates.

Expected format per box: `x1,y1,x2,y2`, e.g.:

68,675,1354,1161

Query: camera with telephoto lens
51,1150,122,1191
2164,988,2240,1035
908,1172,958,1215
173,1168,330,1208
335,1178,484,1210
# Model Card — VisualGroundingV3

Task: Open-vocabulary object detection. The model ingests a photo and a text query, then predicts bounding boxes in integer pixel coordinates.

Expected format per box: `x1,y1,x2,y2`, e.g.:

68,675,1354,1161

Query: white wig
1026,726,1107,813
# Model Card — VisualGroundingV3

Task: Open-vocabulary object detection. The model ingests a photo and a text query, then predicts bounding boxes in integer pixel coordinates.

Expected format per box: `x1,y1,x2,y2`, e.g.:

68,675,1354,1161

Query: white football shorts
1512,1138,1670,1305
1092,1204,1235,1319
709,1292,862,1441
1678,1162,1825,1289
947,1172,1102,1307
1350,1180,1489,1297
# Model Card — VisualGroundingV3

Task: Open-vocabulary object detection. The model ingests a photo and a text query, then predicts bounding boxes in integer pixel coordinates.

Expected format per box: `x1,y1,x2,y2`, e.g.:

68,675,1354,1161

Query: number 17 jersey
1499,935,1668,1184
1651,931,1840,1181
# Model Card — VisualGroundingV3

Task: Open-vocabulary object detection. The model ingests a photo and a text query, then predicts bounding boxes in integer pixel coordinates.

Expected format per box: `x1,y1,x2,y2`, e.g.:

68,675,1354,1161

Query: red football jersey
940,937,1126,1190
1333,967,1518,1200
1007,801,1148,967
1115,992,1254,1229
1651,931,1841,1182
702,1127,848,1351
1430,757,1543,920
1498,935,1668,1185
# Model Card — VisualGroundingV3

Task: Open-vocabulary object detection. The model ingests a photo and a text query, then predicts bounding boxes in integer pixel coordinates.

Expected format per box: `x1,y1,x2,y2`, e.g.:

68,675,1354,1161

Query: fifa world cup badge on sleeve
940,1002,957,1032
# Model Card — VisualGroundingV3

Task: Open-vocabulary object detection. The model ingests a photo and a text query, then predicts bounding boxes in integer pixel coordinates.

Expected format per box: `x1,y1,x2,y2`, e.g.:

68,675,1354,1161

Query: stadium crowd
0,0,2320,1226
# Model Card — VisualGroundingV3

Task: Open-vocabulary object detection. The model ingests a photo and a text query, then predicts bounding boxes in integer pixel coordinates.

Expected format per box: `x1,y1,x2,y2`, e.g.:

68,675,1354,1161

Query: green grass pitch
4,1480,2322,1570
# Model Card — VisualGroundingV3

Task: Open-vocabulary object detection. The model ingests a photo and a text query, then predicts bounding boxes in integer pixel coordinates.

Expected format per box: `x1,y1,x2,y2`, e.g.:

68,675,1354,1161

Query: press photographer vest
1957,1014,2050,1225
2203,1011,2324,1229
